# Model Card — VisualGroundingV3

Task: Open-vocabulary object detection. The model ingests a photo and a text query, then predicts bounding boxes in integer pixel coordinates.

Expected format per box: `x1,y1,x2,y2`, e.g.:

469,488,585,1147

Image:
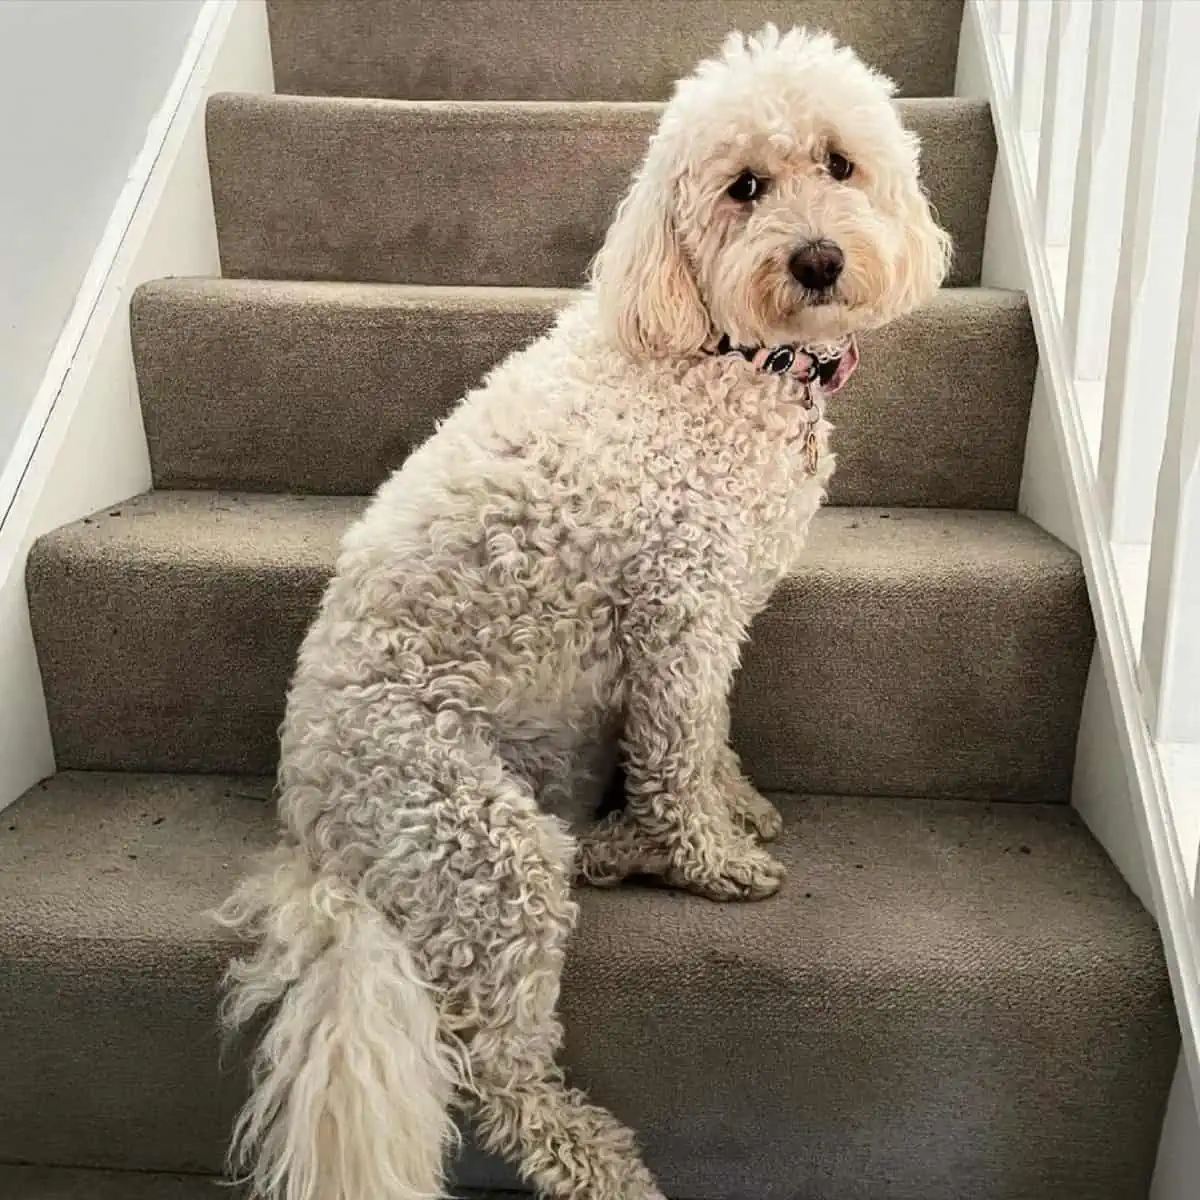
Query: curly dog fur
215,24,950,1200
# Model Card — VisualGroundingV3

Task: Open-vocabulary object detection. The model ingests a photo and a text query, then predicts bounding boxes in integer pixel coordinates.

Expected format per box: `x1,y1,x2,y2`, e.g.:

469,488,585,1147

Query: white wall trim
957,0,1200,1150
0,0,274,810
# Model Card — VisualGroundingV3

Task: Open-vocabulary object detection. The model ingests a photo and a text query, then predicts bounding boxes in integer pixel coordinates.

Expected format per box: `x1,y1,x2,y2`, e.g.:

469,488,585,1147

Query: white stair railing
1143,153,1200,747
1036,0,1089,256
1013,0,1051,139
983,0,1200,779
1062,0,1137,384
975,1,1200,1170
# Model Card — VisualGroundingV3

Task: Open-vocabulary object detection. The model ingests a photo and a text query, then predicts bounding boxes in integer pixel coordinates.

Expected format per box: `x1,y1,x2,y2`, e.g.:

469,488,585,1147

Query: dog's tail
214,845,467,1200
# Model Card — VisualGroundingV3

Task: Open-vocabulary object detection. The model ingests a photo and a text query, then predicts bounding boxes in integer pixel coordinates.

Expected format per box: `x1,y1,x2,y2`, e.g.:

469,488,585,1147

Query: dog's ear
590,157,711,358
890,137,953,315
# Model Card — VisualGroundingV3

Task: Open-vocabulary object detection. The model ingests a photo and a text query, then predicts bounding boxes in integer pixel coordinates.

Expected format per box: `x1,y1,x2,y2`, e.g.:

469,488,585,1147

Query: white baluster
1063,0,1142,382
996,0,1019,81
1037,0,1092,253
1014,0,1052,141
1142,138,1200,745
1098,0,1200,545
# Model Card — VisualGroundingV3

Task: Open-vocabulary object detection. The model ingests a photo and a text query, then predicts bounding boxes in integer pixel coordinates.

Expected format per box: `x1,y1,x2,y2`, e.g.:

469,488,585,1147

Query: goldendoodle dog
216,24,951,1200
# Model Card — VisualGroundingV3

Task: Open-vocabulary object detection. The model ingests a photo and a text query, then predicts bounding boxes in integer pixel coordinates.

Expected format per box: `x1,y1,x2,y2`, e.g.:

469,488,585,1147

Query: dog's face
593,26,952,355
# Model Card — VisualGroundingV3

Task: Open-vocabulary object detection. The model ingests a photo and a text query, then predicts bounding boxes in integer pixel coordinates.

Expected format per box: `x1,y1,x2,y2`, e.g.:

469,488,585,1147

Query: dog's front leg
612,625,785,901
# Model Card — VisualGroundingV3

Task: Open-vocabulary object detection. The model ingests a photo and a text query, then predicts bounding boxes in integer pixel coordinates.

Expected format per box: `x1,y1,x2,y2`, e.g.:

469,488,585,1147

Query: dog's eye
727,170,766,202
826,152,854,182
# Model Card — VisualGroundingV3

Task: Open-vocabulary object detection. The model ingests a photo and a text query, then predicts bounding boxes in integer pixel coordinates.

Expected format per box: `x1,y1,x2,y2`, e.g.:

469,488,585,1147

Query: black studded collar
706,333,859,395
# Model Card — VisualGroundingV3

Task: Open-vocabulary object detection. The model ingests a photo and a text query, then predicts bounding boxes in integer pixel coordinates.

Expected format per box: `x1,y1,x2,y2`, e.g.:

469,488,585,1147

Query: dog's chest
713,377,837,598
669,372,833,518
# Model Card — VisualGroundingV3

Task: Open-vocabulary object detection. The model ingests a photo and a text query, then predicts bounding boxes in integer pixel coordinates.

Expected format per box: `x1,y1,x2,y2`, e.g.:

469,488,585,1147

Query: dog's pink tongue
824,336,859,396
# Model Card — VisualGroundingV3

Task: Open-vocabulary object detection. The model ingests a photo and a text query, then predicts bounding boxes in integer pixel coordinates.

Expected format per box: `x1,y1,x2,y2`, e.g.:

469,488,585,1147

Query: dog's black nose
789,241,845,291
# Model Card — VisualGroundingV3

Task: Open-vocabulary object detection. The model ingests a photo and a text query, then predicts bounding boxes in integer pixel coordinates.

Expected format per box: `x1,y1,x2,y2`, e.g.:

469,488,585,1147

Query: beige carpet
28,496,1091,796
206,95,994,290
2,0,1177,1196
0,775,1176,1197
264,0,965,102
132,280,1036,507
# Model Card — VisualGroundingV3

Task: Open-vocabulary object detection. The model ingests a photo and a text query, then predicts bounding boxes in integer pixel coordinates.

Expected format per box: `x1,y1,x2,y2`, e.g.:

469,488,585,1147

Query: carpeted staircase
0,2,1181,1198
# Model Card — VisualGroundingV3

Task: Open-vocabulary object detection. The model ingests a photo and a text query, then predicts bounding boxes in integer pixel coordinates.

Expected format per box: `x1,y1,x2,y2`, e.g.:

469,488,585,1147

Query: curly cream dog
216,24,951,1200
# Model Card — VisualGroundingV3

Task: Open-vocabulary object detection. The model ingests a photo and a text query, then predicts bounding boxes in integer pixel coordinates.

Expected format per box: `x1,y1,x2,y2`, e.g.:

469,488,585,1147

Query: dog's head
591,25,952,356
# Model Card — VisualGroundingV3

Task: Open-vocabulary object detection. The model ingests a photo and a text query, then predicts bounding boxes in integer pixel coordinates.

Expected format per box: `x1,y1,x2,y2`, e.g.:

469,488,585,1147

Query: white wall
0,0,274,813
0,0,204,469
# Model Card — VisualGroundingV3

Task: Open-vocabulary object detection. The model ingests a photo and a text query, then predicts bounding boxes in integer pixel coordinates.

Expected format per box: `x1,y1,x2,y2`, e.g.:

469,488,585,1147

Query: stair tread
35,490,1074,575
207,93,994,289
27,495,1092,796
132,279,1036,508
0,772,1175,1191
264,0,965,101
0,770,1157,969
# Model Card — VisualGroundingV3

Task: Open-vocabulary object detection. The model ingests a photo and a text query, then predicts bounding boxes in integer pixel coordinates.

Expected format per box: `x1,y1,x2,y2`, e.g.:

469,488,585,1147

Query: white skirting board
0,0,274,811
956,1,1200,1188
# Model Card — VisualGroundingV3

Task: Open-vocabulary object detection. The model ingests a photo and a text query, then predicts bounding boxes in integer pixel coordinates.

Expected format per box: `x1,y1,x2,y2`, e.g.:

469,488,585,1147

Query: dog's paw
668,840,785,902
728,784,783,842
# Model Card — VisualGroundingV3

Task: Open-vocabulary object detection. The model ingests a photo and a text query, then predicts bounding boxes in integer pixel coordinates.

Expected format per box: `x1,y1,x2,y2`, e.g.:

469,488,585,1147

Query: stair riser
26,506,1092,800
132,282,1035,508
0,949,237,1175
265,0,966,101
0,1166,249,1200
207,96,995,289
